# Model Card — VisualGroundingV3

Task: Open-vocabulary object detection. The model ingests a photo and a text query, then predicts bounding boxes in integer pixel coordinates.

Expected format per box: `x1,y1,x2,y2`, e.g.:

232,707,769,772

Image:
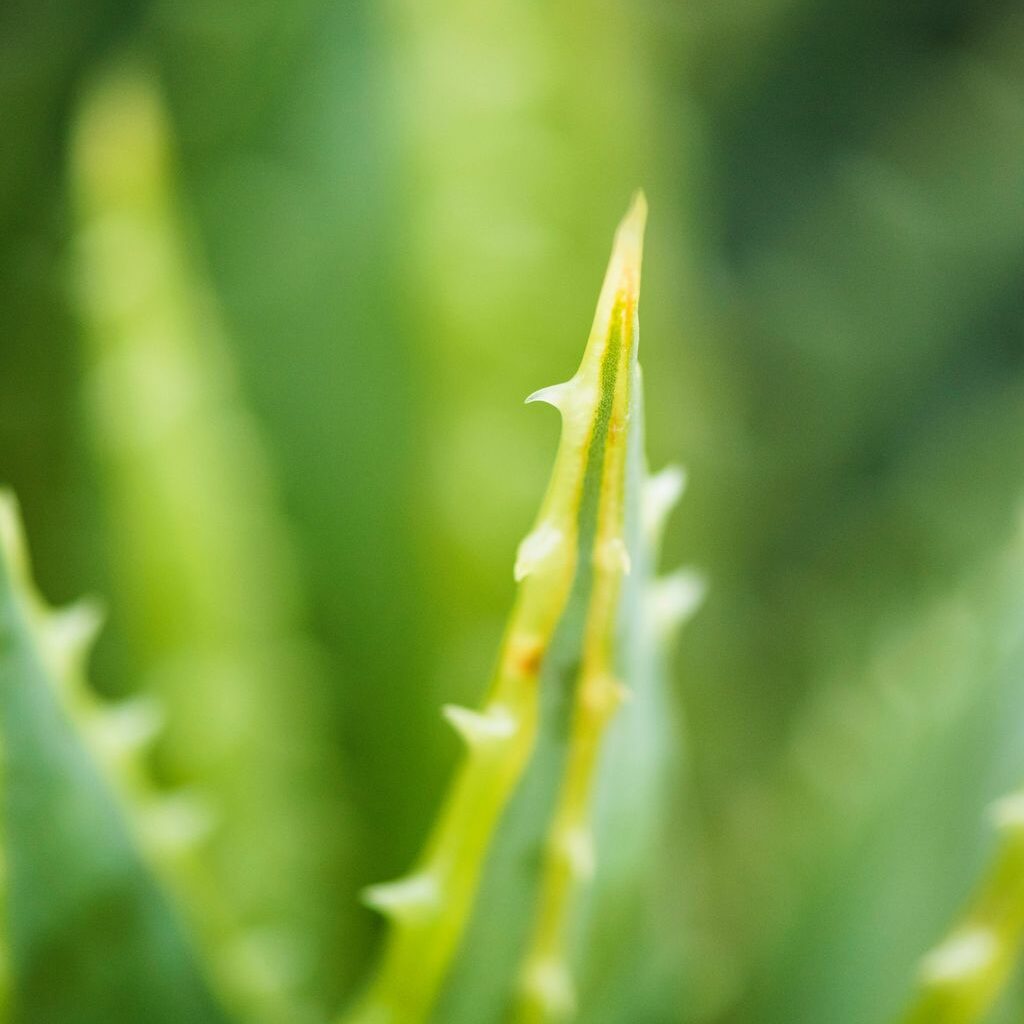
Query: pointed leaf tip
576,193,648,382
618,189,648,249
608,191,646,299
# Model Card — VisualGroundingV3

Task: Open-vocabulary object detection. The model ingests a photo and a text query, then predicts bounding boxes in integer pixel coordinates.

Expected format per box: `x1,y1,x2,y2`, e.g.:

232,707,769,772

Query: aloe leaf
702,523,1024,1024
385,0,677,883
0,492,232,1024
343,195,699,1024
896,790,1024,1024
69,65,351,1018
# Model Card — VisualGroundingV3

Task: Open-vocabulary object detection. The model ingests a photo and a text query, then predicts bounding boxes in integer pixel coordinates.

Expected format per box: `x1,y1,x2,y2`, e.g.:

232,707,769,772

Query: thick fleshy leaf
69,66,352,1019
343,196,701,1024
0,493,232,1024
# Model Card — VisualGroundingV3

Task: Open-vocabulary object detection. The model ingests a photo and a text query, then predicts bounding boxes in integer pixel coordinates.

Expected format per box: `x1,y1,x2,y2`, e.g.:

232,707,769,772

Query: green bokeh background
3,1,1024,1021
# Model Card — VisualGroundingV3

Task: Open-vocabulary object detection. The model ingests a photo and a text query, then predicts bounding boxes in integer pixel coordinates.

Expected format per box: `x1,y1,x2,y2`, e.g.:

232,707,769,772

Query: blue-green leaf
0,493,232,1024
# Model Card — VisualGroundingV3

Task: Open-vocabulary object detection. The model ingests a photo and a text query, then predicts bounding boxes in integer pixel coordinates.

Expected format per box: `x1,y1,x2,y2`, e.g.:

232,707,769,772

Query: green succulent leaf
0,493,233,1024
69,65,352,1021
343,195,701,1024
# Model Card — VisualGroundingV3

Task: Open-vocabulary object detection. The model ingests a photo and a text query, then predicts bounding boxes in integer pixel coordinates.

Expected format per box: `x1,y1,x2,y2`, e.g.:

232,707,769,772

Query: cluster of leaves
4,1,1024,1023
3,74,701,1023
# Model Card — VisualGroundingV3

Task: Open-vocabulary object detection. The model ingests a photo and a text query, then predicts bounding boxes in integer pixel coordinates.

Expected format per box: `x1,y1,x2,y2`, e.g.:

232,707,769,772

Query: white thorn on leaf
581,673,628,717
46,600,104,674
643,465,687,539
596,536,631,575
991,791,1024,833
557,826,596,881
525,381,572,411
362,873,440,920
442,703,517,747
920,927,997,985
143,791,216,854
521,957,577,1018
515,522,564,582
649,570,706,635
219,927,299,996
90,695,164,756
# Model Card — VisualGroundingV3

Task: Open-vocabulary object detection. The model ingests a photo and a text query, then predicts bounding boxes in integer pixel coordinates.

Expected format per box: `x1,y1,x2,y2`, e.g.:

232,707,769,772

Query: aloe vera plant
343,194,701,1024
3,100,1024,1019
0,188,697,1024
7,4,1024,1023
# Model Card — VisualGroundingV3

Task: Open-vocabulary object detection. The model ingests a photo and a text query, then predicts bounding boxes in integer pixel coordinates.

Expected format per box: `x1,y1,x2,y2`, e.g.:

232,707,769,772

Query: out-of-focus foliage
68,66,353,1022
0,493,229,1024
2,0,1024,1022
